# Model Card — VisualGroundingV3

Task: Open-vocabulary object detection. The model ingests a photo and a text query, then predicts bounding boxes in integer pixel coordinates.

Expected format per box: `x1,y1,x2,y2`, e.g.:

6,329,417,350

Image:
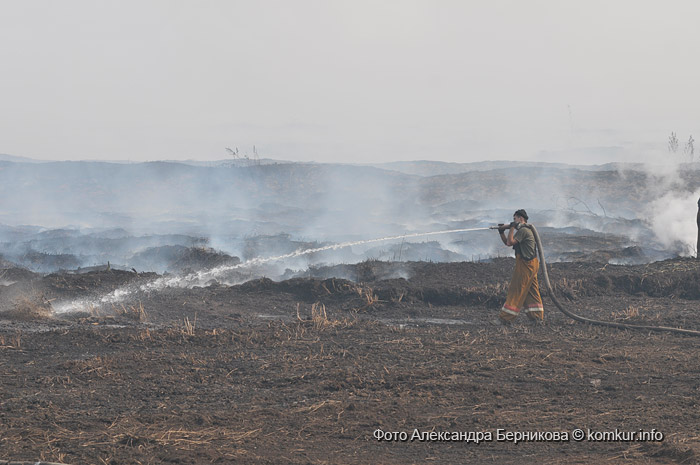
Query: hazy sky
2,0,700,164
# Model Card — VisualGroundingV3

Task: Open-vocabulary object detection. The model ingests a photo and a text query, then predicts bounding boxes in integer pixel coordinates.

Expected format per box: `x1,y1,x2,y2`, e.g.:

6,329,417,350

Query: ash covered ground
1,159,699,464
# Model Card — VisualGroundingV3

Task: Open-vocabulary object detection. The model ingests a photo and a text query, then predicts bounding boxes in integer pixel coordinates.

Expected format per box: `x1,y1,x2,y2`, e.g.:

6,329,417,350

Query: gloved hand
497,223,507,233
509,221,518,229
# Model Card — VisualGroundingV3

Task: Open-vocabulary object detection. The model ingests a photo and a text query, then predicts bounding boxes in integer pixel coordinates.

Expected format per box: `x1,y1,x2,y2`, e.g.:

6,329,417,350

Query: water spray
150,226,492,288
55,227,492,313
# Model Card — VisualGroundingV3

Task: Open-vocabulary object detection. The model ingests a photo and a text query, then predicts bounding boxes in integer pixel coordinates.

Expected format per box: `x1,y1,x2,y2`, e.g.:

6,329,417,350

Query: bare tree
225,147,239,158
684,135,695,162
668,131,679,154
225,146,261,167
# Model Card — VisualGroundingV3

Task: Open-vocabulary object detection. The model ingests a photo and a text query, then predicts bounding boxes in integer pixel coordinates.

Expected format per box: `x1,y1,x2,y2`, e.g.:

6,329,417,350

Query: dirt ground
1,257,700,464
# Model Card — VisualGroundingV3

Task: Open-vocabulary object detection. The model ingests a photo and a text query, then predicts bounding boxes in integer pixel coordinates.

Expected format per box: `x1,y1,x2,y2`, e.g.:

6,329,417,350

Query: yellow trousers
499,255,544,322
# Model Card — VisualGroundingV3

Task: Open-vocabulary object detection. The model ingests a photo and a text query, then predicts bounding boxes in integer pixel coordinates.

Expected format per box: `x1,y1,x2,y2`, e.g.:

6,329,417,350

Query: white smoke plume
648,188,700,255
629,152,700,256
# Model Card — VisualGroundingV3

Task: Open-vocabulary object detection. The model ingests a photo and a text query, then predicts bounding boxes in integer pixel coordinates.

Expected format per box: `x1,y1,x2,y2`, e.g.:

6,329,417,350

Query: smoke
648,189,700,255
2,157,697,279
627,155,700,256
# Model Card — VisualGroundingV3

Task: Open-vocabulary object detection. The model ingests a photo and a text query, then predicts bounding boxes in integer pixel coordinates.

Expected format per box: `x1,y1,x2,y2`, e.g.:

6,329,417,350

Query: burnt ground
1,258,700,464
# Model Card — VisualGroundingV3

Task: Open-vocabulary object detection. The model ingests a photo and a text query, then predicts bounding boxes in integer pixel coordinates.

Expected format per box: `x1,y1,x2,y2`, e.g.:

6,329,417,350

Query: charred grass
3,258,700,464
2,319,700,464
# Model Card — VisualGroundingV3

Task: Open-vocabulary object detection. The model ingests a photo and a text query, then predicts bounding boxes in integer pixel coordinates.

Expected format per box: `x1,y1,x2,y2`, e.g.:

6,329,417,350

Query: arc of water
54,227,491,312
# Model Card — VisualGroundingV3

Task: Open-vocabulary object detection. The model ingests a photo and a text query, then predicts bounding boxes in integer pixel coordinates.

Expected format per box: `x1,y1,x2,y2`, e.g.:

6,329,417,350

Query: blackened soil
1,258,700,464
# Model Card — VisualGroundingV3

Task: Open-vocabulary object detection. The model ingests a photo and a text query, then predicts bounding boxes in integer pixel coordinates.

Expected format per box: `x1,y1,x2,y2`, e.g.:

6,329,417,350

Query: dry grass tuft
295,302,355,333
115,301,148,322
0,331,22,349
182,314,197,336
623,305,640,319
310,302,329,329
613,305,641,320
350,284,381,311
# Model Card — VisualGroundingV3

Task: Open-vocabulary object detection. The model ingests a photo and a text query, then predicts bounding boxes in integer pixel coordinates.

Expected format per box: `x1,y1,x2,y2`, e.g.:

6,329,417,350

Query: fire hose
490,224,700,337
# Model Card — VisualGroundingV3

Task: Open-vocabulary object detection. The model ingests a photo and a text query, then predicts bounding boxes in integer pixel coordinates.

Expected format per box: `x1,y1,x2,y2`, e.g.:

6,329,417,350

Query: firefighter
496,209,544,322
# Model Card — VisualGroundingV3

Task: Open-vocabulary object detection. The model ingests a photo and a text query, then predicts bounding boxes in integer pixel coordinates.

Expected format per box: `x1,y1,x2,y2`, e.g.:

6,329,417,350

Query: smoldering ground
0,158,697,282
